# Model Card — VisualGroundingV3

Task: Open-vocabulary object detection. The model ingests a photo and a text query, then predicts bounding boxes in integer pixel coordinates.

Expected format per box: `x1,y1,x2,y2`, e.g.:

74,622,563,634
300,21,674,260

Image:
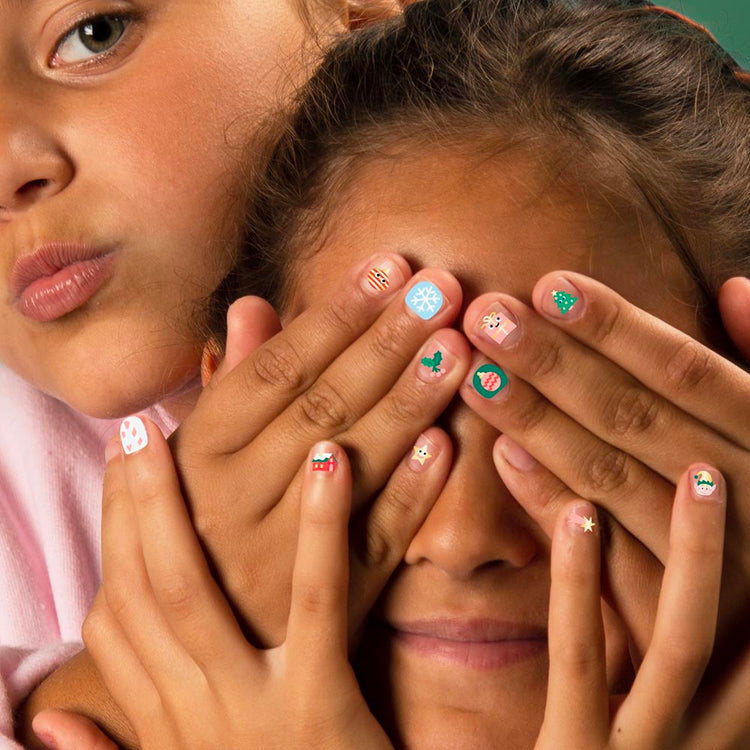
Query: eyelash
50,11,139,70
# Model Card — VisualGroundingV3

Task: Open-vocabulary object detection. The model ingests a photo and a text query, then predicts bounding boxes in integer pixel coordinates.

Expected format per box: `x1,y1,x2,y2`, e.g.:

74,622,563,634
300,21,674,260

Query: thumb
718,277,750,362
32,709,118,750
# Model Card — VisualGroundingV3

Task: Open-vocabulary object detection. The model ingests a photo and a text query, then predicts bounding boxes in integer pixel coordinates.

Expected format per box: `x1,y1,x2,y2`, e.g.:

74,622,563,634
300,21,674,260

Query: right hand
168,253,470,647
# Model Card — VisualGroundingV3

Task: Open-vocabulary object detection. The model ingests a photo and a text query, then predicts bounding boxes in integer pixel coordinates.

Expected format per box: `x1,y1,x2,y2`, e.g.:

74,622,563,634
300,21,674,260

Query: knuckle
383,386,426,425
603,384,661,439
81,609,107,647
665,340,715,393
368,315,411,363
660,634,712,677
524,339,563,380
155,571,202,616
103,579,139,623
555,639,604,677
298,380,350,431
292,580,337,616
578,445,630,496
511,394,550,434
324,290,361,337
252,338,307,391
359,490,418,569
587,299,622,345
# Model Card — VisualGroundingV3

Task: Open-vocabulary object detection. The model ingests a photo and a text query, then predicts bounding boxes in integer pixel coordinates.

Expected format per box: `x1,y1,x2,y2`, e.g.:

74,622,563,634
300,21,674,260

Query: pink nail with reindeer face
120,416,149,455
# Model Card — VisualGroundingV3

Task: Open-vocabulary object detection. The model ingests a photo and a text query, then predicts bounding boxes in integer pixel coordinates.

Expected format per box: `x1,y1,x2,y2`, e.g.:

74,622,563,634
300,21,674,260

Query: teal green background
657,0,750,67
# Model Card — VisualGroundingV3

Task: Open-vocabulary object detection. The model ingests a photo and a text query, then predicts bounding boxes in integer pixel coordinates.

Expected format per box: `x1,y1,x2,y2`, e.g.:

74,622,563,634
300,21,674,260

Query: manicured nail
120,416,148,455
499,438,537,471
472,363,509,399
542,278,583,320
567,503,599,536
479,303,519,347
408,434,440,473
416,337,456,383
691,466,724,502
311,444,340,475
405,280,446,320
105,436,121,463
361,257,405,297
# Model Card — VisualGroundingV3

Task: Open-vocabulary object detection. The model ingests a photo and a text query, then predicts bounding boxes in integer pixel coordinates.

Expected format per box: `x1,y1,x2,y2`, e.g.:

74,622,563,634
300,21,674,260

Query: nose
404,405,541,579
0,111,73,218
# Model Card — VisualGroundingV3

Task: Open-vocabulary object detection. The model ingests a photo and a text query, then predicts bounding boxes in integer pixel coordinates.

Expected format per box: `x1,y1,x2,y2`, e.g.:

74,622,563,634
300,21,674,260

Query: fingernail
311,443,340,475
690,466,724,502
471,363,509,399
567,503,599,536
405,280,446,320
105,436,121,463
361,257,405,297
478,303,519,347
120,416,149,455
542,278,584,320
416,337,457,383
34,730,58,750
499,438,537,471
408,434,440,473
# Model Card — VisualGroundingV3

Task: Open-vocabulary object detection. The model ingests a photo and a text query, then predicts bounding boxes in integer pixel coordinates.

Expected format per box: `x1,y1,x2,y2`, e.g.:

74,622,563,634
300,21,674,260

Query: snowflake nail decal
472,364,508,399
407,282,444,320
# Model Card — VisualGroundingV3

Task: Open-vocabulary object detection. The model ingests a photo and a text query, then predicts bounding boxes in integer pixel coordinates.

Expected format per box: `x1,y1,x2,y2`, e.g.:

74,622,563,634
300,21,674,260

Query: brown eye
54,15,129,65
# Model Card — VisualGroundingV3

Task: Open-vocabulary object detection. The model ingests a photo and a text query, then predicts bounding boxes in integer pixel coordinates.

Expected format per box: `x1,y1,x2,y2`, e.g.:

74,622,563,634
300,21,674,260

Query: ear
200,338,223,388
346,0,403,29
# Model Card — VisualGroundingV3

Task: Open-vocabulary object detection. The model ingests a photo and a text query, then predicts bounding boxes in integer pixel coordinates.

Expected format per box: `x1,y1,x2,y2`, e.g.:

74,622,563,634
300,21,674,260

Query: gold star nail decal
580,516,596,533
411,444,432,466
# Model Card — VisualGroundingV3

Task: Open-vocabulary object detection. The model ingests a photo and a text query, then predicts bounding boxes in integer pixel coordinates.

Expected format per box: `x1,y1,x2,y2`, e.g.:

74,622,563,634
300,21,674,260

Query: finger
493,436,661,659
286,441,352,674
531,272,750,447
613,466,726,749
347,427,452,641
461,351,674,561
81,589,160,738
32,709,119,750
228,269,462,510
463,292,741,484
719,276,750,363
540,501,609,750
182,253,414,454
119,416,257,685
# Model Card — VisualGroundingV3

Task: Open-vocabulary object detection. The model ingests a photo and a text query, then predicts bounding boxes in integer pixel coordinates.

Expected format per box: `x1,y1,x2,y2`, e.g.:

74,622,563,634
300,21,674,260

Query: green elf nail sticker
693,470,717,497
473,364,508,399
552,290,578,316
420,349,445,378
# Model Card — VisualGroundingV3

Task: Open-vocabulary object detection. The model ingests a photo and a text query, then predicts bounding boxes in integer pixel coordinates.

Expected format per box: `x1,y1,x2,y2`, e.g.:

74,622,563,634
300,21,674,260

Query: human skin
0,0,344,420
274,143,708,749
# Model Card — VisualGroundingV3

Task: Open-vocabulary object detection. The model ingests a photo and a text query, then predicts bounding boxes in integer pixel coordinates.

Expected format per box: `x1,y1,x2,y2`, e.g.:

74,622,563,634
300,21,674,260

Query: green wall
657,0,750,67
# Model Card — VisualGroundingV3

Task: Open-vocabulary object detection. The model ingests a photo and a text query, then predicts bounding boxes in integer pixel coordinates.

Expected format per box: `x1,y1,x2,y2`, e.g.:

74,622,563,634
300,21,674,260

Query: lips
10,243,118,322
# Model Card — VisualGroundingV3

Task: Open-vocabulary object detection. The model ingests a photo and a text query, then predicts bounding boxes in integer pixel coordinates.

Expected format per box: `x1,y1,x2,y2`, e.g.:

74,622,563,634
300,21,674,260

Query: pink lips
11,243,118,323
387,619,547,671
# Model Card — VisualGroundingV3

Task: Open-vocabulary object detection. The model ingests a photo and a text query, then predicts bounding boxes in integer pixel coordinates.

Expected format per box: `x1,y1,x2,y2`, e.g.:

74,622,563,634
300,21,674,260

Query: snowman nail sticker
481,310,518,346
406,281,444,320
120,417,148,455
367,267,391,293
473,364,508,399
412,444,433,466
693,469,717,497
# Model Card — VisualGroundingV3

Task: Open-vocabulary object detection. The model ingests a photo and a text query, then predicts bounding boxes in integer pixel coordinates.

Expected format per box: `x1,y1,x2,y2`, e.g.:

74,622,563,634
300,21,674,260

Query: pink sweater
0,364,180,748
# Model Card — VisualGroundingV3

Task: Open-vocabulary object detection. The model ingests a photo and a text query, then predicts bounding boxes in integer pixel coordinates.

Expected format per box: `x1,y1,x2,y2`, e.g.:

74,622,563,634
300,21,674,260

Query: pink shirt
0,364,180,748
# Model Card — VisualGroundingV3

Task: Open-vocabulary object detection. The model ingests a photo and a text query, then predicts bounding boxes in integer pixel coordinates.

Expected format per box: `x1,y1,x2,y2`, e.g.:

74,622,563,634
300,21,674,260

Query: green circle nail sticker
473,364,508,399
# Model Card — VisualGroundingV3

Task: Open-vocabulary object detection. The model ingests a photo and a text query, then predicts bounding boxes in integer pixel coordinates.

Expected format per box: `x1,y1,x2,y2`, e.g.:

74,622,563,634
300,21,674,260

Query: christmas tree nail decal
420,350,445,378
552,290,578,316
473,364,508,399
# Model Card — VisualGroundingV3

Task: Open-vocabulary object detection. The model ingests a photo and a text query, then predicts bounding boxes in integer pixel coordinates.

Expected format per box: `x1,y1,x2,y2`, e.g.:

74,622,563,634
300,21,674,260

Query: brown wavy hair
205,0,750,351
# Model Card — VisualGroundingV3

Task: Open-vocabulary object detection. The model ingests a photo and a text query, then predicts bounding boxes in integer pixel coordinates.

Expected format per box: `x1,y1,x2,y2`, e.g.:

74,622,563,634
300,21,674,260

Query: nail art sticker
569,511,597,533
406,282,444,320
367,267,391,293
420,349,445,378
120,417,148,455
473,364,508,399
412,444,433,466
481,310,518,345
693,470,717,497
551,290,578,316
312,452,338,473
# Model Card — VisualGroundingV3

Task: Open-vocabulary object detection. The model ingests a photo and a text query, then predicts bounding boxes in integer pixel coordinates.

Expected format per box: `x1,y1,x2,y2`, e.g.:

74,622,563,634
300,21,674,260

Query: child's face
283,143,705,748
0,0,332,418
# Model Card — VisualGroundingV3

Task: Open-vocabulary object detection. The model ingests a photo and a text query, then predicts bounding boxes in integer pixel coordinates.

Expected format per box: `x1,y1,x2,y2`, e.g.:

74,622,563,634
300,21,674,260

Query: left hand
80,432,393,750
459,270,750,659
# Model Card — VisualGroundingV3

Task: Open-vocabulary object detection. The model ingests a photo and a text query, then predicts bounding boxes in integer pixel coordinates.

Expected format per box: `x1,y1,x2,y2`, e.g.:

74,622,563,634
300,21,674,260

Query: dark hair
205,0,750,350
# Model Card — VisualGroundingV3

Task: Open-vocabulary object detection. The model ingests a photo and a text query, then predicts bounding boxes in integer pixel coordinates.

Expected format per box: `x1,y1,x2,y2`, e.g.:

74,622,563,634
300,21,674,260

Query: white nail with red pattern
120,416,148,455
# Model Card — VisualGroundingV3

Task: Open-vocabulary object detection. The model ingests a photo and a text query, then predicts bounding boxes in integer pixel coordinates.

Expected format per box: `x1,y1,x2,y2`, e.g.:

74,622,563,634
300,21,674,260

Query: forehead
290,144,698,332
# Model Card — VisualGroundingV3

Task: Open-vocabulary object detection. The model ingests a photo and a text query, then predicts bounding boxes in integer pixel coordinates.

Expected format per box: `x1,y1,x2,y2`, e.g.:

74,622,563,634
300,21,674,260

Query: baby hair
205,0,750,349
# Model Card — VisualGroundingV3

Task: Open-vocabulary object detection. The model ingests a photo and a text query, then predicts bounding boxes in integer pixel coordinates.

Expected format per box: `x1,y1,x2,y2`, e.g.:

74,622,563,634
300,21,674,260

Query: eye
53,14,130,66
